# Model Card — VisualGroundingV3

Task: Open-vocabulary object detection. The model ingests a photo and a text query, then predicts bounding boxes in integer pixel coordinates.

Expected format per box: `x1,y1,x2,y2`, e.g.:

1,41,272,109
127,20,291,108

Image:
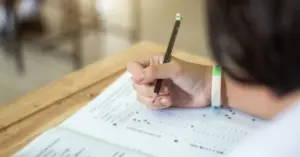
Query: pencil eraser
176,13,183,21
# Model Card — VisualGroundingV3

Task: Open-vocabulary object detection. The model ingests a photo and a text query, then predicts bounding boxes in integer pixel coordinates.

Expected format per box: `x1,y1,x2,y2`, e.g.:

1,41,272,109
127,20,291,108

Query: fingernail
160,98,169,106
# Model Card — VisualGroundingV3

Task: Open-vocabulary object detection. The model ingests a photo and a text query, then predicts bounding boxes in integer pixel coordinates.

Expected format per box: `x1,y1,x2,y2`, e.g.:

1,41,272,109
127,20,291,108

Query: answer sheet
13,128,153,157
60,72,267,157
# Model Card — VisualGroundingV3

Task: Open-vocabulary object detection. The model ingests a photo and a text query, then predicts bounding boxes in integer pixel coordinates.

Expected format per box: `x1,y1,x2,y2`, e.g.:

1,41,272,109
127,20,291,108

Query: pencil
153,13,183,103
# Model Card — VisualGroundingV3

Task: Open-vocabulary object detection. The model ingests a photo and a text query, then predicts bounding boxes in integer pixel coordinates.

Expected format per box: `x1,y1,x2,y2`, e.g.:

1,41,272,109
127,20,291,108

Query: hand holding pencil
127,13,213,110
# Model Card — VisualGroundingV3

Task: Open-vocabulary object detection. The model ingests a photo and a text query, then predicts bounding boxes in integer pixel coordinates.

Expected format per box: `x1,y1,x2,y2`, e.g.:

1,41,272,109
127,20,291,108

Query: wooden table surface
0,42,212,156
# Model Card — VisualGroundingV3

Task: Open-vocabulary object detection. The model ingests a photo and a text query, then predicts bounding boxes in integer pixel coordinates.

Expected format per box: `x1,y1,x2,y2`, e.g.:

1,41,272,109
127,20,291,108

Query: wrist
192,65,213,107
221,73,228,107
203,66,213,106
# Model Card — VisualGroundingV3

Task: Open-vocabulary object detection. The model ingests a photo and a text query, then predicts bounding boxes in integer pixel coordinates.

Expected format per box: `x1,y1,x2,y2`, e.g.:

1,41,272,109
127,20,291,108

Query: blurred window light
96,0,115,14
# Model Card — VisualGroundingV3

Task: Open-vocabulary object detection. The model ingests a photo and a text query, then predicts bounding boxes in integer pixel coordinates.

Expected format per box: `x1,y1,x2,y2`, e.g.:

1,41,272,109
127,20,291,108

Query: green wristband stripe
213,65,222,76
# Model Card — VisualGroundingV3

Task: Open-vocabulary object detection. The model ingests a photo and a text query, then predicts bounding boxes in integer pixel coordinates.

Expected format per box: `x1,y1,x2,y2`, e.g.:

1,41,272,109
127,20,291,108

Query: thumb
141,62,182,83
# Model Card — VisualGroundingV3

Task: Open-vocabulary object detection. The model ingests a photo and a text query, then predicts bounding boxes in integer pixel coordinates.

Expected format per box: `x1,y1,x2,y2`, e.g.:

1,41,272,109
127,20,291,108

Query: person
127,0,300,156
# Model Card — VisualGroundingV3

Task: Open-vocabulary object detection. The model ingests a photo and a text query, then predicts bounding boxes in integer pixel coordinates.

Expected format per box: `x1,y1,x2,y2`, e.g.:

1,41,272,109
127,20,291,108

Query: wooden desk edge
0,70,126,156
0,41,213,156
0,41,168,129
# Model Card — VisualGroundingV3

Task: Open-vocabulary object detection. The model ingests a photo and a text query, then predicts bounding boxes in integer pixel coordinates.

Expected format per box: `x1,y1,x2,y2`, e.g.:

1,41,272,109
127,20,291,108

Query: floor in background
0,31,131,105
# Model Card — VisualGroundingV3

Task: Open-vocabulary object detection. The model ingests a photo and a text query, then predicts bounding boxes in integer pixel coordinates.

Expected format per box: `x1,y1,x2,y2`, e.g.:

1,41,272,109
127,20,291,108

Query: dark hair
206,0,300,96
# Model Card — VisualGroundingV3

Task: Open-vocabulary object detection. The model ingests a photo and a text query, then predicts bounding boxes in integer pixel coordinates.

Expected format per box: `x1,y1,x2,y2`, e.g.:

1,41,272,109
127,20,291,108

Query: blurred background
0,0,209,105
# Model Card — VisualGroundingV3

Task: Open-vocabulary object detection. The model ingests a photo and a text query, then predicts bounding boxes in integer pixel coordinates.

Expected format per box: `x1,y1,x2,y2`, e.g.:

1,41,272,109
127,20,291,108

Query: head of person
206,0,300,99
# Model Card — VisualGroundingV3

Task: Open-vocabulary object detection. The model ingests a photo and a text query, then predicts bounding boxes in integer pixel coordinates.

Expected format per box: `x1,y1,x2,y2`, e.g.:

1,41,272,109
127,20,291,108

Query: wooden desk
0,42,212,156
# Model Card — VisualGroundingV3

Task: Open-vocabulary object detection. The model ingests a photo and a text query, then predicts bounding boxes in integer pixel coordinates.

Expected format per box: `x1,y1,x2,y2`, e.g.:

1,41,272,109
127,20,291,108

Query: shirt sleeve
227,102,300,157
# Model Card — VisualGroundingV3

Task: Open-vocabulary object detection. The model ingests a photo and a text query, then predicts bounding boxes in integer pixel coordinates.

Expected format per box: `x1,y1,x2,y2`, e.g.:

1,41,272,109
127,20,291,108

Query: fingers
126,61,145,82
132,82,169,97
127,56,181,84
127,59,153,82
127,55,180,110
142,63,182,83
133,80,172,109
150,56,163,65
136,94,172,110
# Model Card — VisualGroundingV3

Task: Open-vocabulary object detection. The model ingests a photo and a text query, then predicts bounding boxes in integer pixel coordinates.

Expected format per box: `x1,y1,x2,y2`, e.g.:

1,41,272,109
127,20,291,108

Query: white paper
60,72,267,157
226,101,300,157
13,128,152,157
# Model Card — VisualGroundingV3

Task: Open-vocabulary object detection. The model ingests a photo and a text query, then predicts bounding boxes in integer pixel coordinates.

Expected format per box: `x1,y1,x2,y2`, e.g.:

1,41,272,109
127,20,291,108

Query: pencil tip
152,93,157,103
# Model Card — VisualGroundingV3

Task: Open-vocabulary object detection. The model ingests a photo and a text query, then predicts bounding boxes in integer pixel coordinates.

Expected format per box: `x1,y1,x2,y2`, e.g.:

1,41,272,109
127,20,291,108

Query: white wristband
211,65,222,113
